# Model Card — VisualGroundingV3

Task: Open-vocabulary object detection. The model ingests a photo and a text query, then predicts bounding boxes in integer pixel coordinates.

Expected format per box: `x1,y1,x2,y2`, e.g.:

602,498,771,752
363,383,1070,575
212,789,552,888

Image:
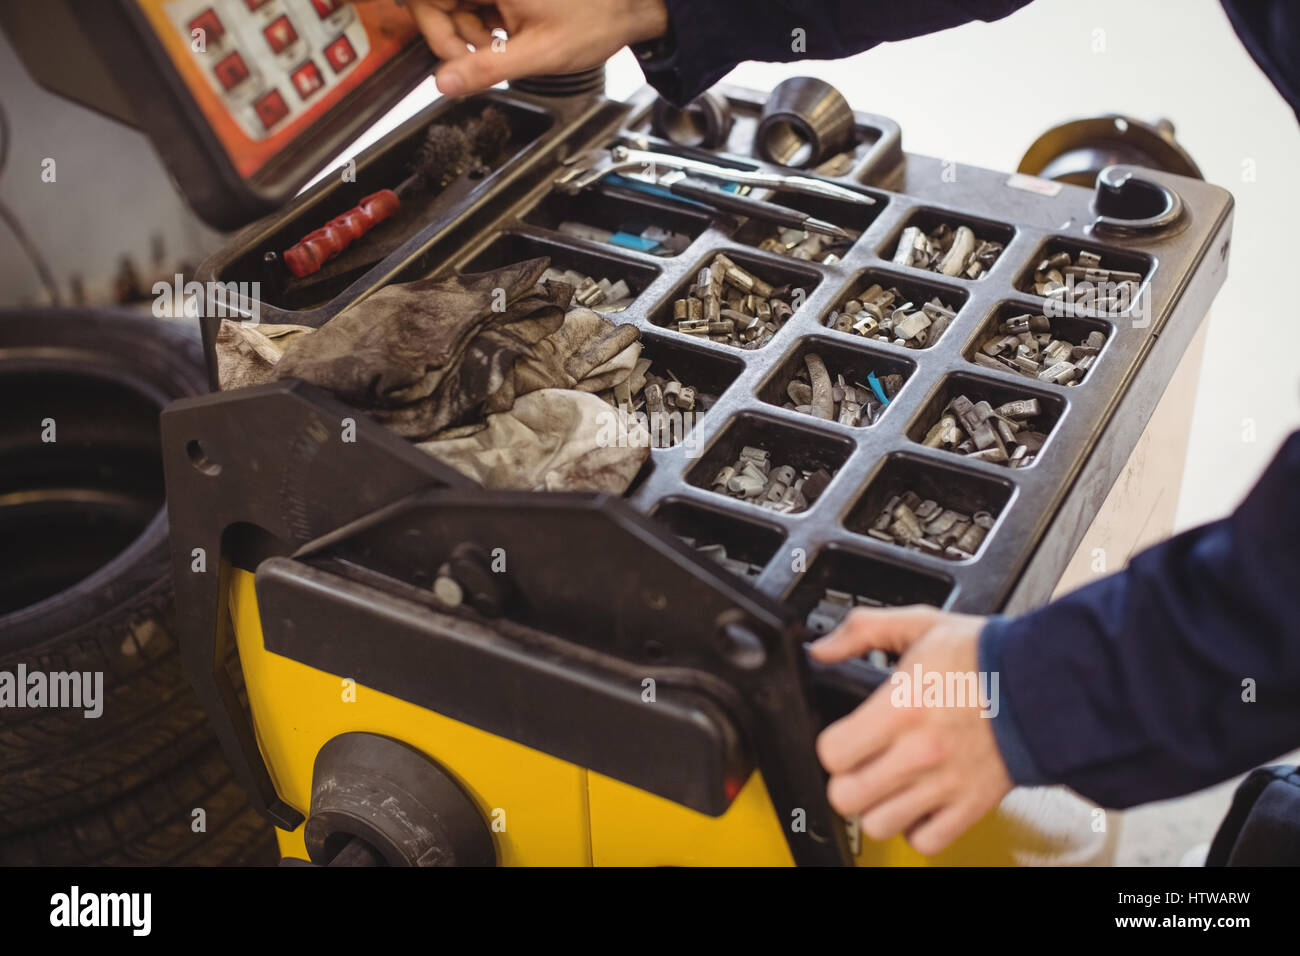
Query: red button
213,51,250,91
253,89,290,130
311,0,341,17
188,8,225,45
290,60,325,100
323,34,356,72
263,14,298,54
244,0,272,10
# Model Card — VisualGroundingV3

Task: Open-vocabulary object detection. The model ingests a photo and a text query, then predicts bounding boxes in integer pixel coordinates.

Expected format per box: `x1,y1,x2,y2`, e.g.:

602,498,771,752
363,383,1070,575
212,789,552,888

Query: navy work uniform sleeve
635,1,1300,121
980,432,1300,807
634,0,1033,106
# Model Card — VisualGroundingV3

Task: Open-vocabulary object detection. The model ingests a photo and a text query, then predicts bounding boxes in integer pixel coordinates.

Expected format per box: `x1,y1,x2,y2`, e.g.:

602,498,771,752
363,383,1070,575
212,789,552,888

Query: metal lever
557,144,876,206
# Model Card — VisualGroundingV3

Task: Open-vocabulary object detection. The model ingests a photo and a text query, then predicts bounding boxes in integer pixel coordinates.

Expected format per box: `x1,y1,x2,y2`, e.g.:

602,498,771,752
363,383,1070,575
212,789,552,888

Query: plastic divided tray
196,82,1234,619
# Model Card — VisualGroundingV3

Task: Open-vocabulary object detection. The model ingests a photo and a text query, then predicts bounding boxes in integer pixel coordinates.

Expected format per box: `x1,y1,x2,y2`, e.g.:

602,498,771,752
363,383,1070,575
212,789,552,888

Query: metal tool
610,132,856,237
556,144,876,206
621,169,855,240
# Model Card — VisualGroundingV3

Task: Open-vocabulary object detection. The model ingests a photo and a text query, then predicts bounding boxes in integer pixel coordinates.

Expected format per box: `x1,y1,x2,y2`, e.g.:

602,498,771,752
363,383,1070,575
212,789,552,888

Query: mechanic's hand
403,0,670,96
810,606,1013,856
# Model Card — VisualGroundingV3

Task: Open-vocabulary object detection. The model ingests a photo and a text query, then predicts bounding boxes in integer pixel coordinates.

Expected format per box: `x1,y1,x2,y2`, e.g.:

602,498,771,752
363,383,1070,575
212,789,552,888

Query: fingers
435,30,552,95
823,719,947,805
407,0,472,63
450,8,494,48
828,739,1001,855
814,607,1006,857
824,728,971,852
816,688,911,775
808,604,941,662
859,775,953,842
905,796,991,856
407,1,515,95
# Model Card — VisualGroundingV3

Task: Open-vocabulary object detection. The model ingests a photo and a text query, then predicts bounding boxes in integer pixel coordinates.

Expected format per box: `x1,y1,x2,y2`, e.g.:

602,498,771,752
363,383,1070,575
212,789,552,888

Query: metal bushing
1018,115,1202,186
754,76,855,169
652,91,734,150
303,733,497,867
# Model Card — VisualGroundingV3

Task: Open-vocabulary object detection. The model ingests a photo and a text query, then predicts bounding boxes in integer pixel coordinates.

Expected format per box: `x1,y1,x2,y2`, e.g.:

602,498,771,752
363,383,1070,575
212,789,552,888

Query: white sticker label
1005,172,1063,197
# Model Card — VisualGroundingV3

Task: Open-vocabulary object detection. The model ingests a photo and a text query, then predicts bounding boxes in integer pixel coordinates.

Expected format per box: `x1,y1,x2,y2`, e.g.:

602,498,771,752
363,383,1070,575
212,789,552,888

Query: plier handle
557,144,875,206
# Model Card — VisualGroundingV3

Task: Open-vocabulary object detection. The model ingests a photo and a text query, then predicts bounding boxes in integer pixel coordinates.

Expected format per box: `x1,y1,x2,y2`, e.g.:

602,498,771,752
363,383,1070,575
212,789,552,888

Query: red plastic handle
282,189,401,278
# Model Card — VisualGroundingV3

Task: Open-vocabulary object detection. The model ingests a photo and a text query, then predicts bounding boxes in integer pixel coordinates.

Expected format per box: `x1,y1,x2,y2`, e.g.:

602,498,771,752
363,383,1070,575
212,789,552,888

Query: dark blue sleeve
636,1,1300,120
980,431,1300,808
635,0,1035,105
1220,0,1300,122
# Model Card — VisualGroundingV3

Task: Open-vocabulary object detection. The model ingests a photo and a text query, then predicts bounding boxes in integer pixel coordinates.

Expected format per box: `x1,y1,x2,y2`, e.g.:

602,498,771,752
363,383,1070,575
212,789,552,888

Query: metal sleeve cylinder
754,77,855,169
652,91,734,150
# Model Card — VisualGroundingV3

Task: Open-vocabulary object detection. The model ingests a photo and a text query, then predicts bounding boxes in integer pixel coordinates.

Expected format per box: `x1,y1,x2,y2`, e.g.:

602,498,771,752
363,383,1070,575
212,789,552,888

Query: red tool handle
282,189,401,278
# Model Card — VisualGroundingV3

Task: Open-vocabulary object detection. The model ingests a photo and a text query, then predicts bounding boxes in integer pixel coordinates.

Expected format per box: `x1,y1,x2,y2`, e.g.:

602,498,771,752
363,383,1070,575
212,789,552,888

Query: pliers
556,144,876,207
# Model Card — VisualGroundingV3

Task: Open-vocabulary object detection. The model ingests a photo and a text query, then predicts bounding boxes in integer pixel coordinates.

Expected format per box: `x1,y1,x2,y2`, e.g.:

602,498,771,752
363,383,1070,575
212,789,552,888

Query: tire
0,308,276,864
0,743,279,867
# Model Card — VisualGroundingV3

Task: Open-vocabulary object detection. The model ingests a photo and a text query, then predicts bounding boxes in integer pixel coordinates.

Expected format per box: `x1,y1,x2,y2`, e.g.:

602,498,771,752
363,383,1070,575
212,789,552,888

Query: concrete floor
314,0,1300,866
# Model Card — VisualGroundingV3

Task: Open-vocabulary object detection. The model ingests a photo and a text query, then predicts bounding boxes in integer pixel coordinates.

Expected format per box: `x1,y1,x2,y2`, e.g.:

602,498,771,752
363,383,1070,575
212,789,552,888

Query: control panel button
188,8,225,46
323,34,357,73
290,60,325,100
214,51,251,91
263,14,299,54
253,89,290,130
310,0,342,17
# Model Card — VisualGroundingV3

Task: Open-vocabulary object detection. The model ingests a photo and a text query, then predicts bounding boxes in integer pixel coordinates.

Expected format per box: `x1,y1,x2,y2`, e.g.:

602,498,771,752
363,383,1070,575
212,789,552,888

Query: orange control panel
136,0,420,177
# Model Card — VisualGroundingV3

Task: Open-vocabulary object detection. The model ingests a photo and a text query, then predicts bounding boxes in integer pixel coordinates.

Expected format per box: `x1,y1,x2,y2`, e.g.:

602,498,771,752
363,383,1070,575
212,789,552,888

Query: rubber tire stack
0,308,276,866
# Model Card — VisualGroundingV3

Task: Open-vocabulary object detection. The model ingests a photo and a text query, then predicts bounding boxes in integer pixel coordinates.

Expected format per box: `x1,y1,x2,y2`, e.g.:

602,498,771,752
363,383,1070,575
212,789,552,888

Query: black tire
0,743,279,867
0,308,276,864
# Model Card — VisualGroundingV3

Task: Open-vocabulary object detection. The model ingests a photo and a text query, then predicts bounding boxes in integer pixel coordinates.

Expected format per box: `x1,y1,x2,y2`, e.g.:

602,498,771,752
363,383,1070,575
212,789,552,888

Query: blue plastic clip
867,371,891,406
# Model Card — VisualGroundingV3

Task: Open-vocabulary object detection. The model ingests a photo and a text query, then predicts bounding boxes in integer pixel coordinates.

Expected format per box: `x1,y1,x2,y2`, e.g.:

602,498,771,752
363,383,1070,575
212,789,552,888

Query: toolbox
8,1,1233,866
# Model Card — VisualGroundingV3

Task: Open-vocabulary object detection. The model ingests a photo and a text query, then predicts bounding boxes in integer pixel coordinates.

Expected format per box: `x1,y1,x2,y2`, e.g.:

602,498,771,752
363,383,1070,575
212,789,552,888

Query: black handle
805,653,893,722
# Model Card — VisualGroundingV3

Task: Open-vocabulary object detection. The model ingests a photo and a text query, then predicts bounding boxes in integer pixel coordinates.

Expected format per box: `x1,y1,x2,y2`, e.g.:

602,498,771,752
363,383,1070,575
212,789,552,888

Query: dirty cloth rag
416,388,649,493
212,258,649,492
215,321,314,390
272,257,639,440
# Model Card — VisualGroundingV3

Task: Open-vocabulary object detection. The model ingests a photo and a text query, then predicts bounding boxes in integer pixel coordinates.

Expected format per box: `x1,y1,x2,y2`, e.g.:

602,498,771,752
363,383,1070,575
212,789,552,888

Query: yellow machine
159,382,1014,867
230,566,1011,866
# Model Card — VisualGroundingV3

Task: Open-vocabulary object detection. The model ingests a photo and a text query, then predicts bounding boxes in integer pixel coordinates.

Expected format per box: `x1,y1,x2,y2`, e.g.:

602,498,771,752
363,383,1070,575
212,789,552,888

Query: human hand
810,605,1013,856
402,0,670,96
